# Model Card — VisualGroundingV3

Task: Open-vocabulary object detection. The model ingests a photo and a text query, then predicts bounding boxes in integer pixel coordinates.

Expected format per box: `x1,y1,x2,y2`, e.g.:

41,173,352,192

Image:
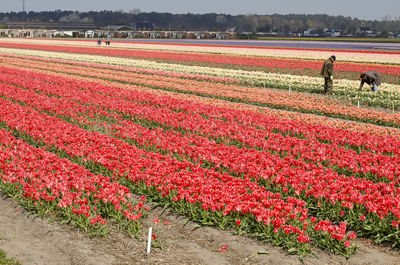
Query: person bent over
320,55,336,94
359,71,382,92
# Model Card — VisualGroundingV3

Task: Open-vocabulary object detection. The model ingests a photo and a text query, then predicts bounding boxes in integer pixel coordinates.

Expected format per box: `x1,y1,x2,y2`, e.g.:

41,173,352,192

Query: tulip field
0,38,400,260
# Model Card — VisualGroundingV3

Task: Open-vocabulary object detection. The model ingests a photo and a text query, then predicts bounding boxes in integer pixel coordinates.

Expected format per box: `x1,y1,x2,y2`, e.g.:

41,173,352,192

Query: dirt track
1,195,400,265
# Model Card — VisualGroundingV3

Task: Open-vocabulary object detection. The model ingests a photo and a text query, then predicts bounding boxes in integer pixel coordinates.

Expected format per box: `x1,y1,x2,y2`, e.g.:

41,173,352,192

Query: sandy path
1,194,400,265
0,195,115,265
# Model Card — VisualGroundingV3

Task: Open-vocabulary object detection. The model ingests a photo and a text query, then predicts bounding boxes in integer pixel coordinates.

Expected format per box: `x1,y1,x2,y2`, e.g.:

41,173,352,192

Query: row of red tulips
0,80,359,257
0,128,146,237
2,67,399,186
2,68,400,220
2,64,399,158
1,67,399,251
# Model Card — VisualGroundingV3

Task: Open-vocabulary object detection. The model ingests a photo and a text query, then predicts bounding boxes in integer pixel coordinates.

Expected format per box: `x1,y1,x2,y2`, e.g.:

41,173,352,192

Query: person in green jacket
320,55,336,94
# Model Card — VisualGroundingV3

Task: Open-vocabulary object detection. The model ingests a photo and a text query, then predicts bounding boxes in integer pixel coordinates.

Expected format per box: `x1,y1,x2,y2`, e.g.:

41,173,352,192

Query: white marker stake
147,227,152,254
357,100,360,108
289,86,291,93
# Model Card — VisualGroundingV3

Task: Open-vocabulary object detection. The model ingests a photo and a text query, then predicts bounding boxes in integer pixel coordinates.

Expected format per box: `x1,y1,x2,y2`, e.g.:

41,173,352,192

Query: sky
1,0,399,21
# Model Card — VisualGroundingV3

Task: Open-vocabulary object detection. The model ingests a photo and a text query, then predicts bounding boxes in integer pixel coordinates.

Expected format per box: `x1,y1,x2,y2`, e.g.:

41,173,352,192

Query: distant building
102,25,135,31
256,31,278,37
325,29,341,37
0,21,236,40
356,27,373,35
303,29,320,37
84,30,95,38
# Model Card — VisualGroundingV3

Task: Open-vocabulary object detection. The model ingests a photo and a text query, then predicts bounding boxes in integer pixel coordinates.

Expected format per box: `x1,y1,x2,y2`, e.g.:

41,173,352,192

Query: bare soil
1,195,400,265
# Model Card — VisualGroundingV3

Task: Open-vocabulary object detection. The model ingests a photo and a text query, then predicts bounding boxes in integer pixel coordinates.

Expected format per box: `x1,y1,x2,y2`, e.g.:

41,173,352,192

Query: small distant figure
320,55,336,94
97,39,101,45
105,41,111,46
359,71,382,92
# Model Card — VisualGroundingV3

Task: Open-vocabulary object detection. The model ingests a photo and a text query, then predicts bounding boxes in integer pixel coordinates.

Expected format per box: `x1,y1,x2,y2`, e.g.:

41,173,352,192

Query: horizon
1,0,399,21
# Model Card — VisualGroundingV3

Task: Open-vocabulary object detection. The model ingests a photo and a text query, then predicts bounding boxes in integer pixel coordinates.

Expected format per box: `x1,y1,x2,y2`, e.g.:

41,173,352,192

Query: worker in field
359,71,382,92
320,55,336,94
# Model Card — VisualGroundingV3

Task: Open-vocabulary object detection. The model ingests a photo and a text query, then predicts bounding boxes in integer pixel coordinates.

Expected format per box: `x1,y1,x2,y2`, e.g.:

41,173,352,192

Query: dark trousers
324,77,333,93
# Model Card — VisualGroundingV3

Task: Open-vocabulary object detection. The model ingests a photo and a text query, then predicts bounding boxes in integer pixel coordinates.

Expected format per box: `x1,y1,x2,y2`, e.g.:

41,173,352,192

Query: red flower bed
0,69,364,256
0,128,145,236
2,65,400,254
2,43,400,255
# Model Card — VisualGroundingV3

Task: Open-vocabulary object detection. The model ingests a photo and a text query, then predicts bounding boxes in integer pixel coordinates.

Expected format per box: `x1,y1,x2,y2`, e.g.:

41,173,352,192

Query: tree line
0,10,399,35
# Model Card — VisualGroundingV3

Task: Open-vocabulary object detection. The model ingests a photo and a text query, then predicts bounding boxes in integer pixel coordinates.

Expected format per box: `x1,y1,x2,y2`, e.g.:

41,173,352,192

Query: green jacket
320,58,335,78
